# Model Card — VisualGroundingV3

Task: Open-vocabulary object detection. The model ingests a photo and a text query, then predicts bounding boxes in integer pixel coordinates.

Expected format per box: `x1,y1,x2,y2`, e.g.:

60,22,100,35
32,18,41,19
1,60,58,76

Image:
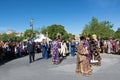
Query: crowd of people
0,35,120,76
0,41,28,63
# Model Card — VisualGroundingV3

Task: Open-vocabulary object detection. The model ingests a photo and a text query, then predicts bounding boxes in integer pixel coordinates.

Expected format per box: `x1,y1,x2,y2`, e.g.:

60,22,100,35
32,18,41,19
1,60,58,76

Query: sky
0,0,120,34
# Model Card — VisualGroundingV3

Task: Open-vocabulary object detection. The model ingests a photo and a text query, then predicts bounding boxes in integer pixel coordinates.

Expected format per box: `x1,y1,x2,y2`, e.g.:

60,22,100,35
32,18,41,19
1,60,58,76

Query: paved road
0,53,120,80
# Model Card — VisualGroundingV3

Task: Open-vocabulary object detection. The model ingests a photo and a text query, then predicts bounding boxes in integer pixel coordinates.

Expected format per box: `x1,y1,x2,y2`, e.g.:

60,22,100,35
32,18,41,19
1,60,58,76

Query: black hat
80,36,85,40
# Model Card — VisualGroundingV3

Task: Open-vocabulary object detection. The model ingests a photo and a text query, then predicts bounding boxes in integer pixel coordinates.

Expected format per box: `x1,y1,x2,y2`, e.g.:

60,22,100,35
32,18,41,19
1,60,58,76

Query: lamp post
30,18,34,40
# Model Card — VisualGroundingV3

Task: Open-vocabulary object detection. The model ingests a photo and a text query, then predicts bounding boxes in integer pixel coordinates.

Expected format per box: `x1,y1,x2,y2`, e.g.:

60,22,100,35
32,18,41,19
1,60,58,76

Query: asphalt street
0,53,120,80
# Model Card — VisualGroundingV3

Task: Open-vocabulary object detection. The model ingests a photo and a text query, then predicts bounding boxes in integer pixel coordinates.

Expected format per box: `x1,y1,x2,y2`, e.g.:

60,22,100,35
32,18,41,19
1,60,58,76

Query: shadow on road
35,57,43,61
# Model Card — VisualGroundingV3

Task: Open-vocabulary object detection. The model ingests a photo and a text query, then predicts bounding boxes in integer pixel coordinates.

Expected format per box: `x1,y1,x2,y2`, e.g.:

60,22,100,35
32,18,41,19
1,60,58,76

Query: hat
80,36,85,40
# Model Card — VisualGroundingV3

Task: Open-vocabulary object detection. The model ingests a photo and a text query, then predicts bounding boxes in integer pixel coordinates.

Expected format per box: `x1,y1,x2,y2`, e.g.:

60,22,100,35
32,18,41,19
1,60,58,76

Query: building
6,30,23,37
75,34,80,42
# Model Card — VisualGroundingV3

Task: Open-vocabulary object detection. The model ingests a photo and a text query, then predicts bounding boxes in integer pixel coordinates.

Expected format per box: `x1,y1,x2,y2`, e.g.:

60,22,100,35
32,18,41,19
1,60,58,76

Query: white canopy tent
34,34,52,42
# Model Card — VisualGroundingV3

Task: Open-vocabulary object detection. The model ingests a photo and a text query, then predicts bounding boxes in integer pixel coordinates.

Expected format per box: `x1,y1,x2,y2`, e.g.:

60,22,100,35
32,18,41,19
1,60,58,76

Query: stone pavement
0,53,120,80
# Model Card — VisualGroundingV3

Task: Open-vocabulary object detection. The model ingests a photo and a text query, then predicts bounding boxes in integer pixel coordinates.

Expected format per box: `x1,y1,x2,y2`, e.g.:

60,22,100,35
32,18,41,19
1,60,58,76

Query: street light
30,18,34,40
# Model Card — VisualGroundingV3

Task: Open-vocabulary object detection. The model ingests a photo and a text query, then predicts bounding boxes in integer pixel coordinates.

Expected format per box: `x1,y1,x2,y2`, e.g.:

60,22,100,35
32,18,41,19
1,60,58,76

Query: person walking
76,37,92,76
51,37,60,64
41,39,48,59
27,39,35,63
60,40,67,58
70,38,76,56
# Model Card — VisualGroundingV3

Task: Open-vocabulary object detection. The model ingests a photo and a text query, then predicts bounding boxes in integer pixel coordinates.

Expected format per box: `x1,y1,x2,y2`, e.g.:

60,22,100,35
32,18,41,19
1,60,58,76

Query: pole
30,18,34,40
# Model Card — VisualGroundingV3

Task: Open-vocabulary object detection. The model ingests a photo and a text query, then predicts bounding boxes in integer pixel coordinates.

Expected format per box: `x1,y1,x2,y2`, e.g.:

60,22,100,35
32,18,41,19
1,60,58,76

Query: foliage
0,33,23,42
41,24,74,40
82,17,114,39
23,29,39,39
0,33,9,42
15,36,24,42
114,27,120,40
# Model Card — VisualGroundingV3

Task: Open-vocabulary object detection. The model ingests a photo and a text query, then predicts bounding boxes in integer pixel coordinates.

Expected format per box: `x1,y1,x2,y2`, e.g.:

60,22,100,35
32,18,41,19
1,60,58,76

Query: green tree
15,36,24,42
8,33,16,41
0,33,21,42
114,27,120,40
23,29,32,39
82,17,114,39
41,24,73,40
23,29,39,39
0,33,9,42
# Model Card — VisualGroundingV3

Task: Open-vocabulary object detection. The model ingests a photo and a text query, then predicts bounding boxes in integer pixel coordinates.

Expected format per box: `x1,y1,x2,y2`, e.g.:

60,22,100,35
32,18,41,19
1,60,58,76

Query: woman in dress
76,37,92,76
51,38,60,64
60,40,67,58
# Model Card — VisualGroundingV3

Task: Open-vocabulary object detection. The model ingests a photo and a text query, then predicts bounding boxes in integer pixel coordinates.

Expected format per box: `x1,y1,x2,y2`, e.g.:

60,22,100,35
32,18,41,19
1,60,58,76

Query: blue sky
0,0,120,34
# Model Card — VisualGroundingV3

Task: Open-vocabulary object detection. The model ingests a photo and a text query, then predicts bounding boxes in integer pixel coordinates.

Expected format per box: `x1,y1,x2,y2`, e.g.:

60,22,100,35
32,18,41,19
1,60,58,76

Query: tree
23,29,32,39
41,24,74,40
114,27,120,40
82,17,114,39
15,36,24,42
0,33,23,42
0,33,9,42
23,29,39,39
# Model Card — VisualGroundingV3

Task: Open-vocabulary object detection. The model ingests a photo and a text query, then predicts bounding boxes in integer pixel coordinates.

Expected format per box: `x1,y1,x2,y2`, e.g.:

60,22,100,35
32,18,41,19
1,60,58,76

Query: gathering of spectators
0,37,120,65
99,39,120,54
0,41,42,64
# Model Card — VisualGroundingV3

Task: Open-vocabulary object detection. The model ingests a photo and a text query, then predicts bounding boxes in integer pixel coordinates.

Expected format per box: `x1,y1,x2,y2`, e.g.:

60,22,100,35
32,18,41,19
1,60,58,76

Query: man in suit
27,39,35,63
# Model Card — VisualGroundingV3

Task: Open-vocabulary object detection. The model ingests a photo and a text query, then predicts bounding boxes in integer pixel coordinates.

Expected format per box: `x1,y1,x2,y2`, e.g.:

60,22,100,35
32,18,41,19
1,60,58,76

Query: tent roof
34,34,52,42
